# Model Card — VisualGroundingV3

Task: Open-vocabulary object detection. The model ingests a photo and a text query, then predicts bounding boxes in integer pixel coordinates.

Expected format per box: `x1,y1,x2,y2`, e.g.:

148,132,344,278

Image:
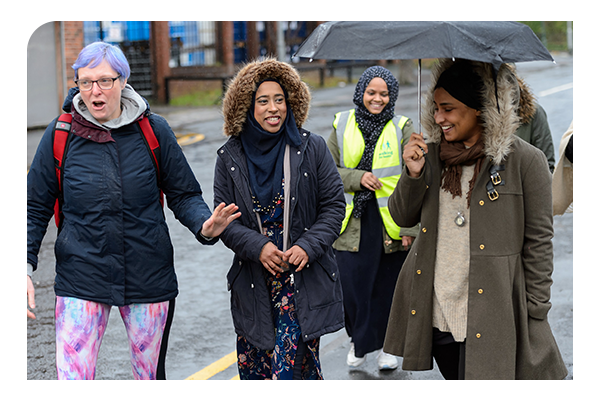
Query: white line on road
539,82,573,97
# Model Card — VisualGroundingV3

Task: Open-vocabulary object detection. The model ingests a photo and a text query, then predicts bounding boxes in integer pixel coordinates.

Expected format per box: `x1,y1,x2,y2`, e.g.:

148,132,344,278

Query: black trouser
431,328,466,380
156,298,176,380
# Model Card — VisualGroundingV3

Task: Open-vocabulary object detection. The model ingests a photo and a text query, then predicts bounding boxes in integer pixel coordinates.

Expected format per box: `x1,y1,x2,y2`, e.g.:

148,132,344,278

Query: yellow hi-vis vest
334,109,408,240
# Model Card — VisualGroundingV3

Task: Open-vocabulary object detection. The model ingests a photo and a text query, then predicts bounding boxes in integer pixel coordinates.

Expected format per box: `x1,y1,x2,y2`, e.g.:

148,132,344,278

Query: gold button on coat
411,310,416,315
476,333,482,339
479,244,485,250
478,288,484,294
422,227,427,233
416,270,422,275
479,200,485,206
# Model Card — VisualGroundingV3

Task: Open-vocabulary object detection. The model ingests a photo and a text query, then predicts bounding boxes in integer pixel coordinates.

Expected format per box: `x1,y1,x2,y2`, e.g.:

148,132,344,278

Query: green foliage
519,21,572,51
169,89,223,107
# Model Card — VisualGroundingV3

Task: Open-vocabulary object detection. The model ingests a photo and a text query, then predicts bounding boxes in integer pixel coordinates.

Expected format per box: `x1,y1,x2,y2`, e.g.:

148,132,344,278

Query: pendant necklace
454,211,466,227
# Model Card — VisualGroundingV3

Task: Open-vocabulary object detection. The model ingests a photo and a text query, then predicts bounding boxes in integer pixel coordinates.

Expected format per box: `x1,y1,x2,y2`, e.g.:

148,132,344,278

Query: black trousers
336,198,406,357
156,298,176,380
431,328,466,380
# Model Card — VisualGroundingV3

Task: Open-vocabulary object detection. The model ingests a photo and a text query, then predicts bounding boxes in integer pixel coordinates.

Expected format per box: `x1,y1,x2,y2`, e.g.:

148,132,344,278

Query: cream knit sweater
432,164,475,342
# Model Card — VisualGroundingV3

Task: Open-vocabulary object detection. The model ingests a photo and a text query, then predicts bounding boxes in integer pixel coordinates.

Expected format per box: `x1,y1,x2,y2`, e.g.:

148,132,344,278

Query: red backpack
52,113,164,228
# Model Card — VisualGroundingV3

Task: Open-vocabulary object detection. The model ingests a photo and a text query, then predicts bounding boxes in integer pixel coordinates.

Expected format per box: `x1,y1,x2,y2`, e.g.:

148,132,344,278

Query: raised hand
403,133,428,178
200,202,241,238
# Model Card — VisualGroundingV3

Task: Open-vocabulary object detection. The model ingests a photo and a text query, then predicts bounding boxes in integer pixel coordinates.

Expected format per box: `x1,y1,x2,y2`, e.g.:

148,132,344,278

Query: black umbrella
293,21,554,130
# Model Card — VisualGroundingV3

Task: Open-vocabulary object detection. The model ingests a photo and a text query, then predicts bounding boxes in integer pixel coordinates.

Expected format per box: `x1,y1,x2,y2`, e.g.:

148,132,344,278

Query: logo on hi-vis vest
378,140,394,159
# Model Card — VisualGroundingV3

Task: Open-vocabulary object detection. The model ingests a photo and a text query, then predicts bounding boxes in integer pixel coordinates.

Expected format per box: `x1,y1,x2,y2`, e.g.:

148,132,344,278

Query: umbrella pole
417,58,421,135
416,59,426,159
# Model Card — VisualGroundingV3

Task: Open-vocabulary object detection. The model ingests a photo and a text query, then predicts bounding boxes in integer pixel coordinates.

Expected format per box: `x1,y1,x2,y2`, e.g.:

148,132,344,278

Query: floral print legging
55,296,172,380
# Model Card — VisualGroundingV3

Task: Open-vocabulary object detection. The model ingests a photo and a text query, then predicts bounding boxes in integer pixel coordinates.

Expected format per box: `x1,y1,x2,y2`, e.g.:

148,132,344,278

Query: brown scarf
439,135,485,207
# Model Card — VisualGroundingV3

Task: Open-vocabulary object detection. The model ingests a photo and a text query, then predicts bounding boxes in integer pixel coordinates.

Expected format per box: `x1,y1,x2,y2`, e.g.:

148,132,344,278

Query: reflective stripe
372,165,403,179
377,196,390,209
334,111,351,168
343,192,354,205
335,110,408,240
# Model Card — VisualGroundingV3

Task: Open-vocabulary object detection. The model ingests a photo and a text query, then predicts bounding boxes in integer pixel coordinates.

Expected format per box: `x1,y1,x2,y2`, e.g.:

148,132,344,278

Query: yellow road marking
185,351,237,380
176,133,205,146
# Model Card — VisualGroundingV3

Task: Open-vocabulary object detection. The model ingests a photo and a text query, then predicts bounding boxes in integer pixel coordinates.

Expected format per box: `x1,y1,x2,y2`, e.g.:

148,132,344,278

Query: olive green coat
382,59,567,380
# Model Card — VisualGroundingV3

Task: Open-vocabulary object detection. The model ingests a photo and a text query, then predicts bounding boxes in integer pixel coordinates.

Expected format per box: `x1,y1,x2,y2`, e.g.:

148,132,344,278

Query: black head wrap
350,66,399,218
435,61,484,110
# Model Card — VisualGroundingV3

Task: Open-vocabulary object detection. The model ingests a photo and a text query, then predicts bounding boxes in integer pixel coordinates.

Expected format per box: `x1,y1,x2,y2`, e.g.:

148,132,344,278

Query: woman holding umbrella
326,66,418,370
214,58,346,379
383,59,567,379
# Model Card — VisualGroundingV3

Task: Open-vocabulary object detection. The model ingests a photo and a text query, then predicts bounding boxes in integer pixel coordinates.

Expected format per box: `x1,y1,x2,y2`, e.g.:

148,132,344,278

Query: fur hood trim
422,59,521,165
221,58,311,137
506,64,537,125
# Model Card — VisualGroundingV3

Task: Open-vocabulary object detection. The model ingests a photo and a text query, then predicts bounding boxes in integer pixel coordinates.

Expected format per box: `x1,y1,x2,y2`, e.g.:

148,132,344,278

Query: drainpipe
277,21,286,62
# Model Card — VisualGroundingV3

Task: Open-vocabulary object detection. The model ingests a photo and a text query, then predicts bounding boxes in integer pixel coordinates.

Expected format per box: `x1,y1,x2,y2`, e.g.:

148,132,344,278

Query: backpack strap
51,114,164,229
137,116,164,208
52,114,73,228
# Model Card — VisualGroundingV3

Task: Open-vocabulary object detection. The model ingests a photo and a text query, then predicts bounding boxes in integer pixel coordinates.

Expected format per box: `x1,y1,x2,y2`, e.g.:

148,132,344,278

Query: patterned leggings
55,296,174,380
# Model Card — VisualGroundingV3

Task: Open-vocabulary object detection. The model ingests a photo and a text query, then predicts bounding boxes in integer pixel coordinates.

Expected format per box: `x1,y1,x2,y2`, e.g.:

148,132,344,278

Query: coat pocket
302,252,343,310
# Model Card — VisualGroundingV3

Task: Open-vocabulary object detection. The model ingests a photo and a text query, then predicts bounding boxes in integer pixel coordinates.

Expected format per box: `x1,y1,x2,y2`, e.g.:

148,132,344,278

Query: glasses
75,75,121,91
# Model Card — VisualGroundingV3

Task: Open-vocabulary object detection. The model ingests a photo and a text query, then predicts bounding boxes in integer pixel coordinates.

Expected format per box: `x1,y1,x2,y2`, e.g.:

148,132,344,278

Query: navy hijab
240,78,302,212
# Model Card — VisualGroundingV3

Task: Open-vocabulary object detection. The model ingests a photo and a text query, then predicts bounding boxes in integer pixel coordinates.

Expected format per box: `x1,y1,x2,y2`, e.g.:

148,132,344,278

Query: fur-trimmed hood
509,64,537,125
221,58,311,137
422,59,522,165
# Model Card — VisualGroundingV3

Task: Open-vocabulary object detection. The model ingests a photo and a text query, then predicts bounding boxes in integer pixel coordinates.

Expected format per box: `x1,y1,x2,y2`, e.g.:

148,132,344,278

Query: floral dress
236,181,322,380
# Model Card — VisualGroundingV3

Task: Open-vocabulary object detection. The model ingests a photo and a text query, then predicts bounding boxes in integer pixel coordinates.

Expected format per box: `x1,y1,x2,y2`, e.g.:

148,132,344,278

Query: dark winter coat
382,59,568,379
27,88,215,307
215,58,346,350
215,132,345,350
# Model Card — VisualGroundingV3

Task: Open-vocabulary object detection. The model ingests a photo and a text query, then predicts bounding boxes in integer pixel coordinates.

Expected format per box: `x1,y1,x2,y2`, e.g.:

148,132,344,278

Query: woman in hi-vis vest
326,66,418,370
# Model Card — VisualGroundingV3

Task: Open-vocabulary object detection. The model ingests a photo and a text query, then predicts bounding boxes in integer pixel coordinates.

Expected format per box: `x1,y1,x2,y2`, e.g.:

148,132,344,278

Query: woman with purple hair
27,42,240,380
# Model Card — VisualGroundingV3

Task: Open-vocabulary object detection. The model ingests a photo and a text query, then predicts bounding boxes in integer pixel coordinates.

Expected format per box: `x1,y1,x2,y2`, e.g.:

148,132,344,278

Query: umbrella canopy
293,21,554,71
293,21,554,132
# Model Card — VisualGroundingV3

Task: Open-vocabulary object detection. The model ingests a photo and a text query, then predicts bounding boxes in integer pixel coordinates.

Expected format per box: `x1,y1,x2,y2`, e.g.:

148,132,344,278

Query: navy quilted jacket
214,130,346,350
27,89,215,306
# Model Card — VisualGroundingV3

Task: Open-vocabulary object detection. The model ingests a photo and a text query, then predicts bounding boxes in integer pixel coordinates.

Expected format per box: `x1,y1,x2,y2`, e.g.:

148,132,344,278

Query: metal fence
82,21,312,98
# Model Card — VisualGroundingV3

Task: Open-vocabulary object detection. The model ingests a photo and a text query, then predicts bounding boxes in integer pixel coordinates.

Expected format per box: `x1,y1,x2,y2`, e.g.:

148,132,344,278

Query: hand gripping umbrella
293,21,554,131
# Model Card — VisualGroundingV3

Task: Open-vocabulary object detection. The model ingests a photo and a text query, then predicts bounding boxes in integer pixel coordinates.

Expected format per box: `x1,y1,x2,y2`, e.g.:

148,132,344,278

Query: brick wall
62,21,84,88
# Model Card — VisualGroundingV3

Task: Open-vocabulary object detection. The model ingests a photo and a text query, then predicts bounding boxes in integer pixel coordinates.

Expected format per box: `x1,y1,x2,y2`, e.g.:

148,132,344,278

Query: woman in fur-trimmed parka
382,59,567,380
214,58,346,380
